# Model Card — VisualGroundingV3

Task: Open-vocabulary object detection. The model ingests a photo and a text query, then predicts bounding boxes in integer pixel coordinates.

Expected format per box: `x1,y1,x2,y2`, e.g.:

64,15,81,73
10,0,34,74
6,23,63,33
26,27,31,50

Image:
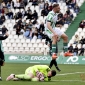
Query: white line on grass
52,80,85,82
56,72,85,76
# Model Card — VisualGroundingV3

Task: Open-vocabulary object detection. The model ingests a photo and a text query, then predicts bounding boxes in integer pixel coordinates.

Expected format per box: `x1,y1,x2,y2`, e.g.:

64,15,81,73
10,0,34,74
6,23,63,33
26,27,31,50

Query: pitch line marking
56,72,85,76
52,80,85,82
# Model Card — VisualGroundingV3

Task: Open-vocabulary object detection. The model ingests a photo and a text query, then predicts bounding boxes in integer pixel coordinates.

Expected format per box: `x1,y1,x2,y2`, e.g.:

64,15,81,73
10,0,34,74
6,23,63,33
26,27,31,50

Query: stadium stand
0,0,85,55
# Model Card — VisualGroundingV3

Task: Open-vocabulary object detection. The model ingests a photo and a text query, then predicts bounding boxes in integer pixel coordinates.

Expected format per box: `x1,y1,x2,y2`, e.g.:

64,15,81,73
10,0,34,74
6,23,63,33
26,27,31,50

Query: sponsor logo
9,56,18,60
30,56,51,61
64,56,79,64
9,55,30,61
82,58,85,60
67,56,79,63
8,55,51,61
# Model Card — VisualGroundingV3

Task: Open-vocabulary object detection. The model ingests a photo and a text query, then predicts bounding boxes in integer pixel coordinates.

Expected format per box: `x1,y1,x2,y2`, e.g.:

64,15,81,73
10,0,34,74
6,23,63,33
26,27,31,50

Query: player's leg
6,74,31,81
45,29,60,71
6,74,15,81
0,51,5,81
49,34,61,71
31,77,39,81
54,43,61,71
25,67,35,80
15,74,31,80
0,66,1,81
61,33,73,57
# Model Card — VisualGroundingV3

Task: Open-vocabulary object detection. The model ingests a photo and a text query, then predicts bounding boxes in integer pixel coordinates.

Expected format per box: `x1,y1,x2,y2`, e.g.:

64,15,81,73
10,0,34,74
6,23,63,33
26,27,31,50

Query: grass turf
0,63,85,85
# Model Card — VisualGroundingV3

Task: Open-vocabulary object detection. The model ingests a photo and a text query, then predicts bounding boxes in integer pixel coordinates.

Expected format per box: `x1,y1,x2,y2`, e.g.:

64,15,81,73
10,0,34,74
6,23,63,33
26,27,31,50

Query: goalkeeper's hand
36,71,44,81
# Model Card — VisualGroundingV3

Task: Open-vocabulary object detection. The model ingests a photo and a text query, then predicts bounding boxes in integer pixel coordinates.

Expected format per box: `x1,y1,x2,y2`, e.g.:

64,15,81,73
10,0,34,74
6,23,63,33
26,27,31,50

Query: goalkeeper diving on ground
6,65,56,82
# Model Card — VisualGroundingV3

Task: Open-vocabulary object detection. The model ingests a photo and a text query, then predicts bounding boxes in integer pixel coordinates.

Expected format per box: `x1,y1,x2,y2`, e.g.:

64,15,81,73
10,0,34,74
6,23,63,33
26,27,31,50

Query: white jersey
45,11,64,38
46,10,58,30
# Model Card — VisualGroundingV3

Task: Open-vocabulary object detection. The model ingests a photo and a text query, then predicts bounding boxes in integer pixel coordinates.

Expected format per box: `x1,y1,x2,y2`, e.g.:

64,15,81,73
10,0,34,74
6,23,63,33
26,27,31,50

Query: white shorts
45,27,64,39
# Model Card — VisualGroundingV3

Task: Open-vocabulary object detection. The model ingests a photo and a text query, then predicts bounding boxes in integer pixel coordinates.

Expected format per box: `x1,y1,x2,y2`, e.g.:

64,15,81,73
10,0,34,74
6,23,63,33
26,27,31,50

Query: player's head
48,70,56,77
52,4,60,13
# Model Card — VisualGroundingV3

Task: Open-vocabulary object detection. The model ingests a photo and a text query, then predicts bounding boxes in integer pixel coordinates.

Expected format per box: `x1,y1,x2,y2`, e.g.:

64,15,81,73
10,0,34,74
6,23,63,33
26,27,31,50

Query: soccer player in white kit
45,3,73,71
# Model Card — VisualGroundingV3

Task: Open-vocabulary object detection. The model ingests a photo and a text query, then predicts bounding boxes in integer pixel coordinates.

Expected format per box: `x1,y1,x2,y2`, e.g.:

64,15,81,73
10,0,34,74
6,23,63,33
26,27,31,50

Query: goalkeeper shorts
25,67,34,75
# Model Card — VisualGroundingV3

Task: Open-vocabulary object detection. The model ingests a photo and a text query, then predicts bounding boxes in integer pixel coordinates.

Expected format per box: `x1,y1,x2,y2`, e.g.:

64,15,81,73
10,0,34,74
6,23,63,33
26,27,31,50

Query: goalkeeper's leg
6,74,32,81
31,77,39,81
15,74,31,80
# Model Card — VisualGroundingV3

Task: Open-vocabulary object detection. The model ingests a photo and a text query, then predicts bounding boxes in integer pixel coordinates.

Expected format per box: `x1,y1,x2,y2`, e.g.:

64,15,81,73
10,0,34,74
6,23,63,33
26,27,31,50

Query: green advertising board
5,54,85,64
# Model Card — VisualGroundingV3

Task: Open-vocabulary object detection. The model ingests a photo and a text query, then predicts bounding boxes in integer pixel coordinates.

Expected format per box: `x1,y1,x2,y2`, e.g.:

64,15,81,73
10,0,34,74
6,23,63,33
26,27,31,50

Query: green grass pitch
0,63,85,85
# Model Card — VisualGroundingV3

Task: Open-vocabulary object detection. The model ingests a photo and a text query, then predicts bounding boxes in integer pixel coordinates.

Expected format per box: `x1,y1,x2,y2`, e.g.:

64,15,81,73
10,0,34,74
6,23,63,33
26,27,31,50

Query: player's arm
47,22,56,34
46,14,57,36
0,32,9,40
44,77,51,82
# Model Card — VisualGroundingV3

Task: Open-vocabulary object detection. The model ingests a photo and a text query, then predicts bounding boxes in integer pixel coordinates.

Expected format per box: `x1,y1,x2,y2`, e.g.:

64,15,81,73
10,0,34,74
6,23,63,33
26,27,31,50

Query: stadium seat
28,43,33,48
61,27,66,32
11,31,16,35
15,9,19,13
21,39,26,44
35,48,41,53
78,44,82,48
26,19,29,23
19,35,24,39
19,47,24,52
10,39,15,43
30,6,34,13
22,43,27,47
17,43,22,47
73,13,77,18
2,43,6,47
11,8,15,14
36,39,41,44
83,44,85,49
4,47,9,52
83,28,85,33
9,27,14,31
5,39,10,43
77,28,82,33
13,35,18,39
73,44,76,48
16,39,20,43
44,44,49,55
8,47,14,52
26,39,31,44
64,24,69,29
42,39,46,44
11,20,16,24
3,23,8,27
35,6,39,13
38,43,43,48
31,39,36,44
7,43,11,47
12,43,17,47
69,39,74,44
80,32,84,37
28,2,32,7
33,43,37,48
6,19,11,24
29,47,35,53
70,9,74,14
14,47,19,52
62,2,66,7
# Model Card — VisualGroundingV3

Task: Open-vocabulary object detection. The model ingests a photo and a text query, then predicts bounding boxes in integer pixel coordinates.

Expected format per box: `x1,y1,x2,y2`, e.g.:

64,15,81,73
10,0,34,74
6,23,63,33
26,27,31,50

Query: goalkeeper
6,65,56,82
